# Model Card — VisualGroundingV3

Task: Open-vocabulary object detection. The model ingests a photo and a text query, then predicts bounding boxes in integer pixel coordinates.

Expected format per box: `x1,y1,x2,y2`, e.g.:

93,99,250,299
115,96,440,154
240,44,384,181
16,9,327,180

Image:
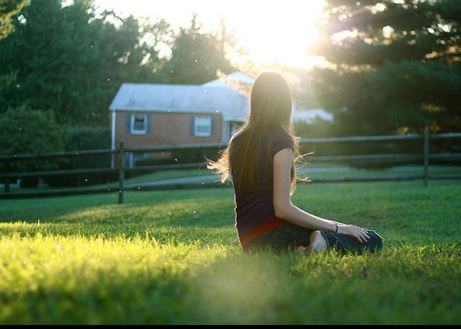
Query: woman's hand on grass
337,223,370,243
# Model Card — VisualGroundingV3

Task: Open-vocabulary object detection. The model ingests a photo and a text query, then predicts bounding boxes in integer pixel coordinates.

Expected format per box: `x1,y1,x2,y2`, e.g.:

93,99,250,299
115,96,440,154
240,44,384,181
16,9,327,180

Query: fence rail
1,129,461,202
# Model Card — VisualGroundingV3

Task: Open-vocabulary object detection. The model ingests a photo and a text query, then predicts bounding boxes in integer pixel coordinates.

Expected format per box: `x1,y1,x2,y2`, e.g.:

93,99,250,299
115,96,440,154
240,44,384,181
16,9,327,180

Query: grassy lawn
0,180,460,324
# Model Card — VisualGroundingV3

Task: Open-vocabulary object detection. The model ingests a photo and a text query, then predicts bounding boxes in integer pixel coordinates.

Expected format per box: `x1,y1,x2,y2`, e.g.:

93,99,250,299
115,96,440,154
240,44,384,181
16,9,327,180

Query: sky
94,0,326,68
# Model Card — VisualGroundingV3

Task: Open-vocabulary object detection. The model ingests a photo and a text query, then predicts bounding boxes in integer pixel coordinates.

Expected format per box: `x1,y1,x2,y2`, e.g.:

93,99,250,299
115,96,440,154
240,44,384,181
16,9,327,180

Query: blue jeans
243,222,384,255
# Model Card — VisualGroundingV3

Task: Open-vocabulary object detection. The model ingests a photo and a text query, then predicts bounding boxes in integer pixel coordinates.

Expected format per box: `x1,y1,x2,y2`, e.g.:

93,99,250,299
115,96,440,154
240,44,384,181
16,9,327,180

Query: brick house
109,72,251,168
109,71,333,168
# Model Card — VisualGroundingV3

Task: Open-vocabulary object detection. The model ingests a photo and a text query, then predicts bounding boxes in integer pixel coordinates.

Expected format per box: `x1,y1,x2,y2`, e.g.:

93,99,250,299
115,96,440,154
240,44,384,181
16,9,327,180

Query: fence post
118,140,125,204
423,126,430,187
4,161,10,193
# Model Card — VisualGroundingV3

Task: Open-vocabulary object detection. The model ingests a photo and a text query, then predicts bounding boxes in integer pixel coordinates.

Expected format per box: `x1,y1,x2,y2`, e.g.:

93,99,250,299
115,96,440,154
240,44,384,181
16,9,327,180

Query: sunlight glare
95,0,325,68
229,0,325,67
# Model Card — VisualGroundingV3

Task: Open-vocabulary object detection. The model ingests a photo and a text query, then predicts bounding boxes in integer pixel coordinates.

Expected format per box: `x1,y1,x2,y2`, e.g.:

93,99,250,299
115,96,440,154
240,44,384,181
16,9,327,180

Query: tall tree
0,0,28,40
0,0,172,126
308,0,461,135
163,14,235,84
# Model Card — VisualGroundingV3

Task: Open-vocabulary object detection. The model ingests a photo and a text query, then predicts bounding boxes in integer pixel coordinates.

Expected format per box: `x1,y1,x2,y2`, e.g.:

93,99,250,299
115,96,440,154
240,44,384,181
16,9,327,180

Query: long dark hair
207,72,303,194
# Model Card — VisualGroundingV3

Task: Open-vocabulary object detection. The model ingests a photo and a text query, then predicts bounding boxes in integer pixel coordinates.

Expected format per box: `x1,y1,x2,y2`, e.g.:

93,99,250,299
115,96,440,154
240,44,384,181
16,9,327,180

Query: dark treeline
296,0,461,137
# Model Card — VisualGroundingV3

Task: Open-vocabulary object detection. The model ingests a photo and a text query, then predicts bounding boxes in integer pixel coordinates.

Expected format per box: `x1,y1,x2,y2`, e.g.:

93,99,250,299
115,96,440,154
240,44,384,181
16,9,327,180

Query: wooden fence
1,129,460,202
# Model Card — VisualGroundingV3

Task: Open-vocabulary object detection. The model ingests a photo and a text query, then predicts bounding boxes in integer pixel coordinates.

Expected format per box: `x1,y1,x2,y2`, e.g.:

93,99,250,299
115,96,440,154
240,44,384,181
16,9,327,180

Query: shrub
44,126,113,187
0,106,65,187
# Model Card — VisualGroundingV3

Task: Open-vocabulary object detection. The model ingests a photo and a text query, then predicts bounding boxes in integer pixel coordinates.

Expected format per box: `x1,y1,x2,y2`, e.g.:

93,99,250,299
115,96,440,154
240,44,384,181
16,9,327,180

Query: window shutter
126,114,132,134
146,114,152,134
190,116,196,136
210,116,215,137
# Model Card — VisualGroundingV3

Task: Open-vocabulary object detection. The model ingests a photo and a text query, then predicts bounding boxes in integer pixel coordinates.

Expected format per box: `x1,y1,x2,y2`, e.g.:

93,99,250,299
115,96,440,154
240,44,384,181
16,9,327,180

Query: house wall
114,111,223,149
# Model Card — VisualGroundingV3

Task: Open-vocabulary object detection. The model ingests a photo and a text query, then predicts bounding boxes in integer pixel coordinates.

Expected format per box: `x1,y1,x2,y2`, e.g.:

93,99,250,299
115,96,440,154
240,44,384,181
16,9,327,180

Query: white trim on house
193,115,212,137
130,114,148,135
111,110,116,169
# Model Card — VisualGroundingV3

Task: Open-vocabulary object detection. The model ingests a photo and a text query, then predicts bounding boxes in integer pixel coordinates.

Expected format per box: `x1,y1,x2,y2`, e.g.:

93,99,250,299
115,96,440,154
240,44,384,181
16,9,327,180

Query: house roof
109,82,249,121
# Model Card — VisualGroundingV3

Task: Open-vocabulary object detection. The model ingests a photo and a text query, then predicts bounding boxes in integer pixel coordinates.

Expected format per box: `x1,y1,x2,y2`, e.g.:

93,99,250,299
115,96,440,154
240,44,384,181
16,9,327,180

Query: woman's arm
273,148,370,243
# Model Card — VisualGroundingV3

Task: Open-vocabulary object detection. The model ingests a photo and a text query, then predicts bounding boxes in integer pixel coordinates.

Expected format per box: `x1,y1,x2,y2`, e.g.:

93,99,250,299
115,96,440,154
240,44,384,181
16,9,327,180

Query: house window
193,116,212,137
130,114,147,135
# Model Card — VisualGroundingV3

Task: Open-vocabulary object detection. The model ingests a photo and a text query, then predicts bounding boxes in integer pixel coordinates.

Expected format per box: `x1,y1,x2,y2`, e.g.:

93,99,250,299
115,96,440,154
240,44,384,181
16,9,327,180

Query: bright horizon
94,0,326,68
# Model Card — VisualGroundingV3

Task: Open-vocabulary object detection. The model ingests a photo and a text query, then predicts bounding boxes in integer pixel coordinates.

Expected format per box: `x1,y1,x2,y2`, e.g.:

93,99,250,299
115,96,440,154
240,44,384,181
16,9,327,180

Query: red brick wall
114,111,223,149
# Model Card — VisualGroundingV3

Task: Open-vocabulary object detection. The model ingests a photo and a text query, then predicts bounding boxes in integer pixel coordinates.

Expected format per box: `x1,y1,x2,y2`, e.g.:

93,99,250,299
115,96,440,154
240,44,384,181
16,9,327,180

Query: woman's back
229,128,294,240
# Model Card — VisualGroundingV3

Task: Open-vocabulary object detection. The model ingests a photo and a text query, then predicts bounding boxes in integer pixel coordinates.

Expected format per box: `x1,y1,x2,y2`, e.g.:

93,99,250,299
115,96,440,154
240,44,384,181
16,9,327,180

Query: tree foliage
0,105,64,155
162,14,235,84
309,0,461,135
0,0,28,40
0,0,172,126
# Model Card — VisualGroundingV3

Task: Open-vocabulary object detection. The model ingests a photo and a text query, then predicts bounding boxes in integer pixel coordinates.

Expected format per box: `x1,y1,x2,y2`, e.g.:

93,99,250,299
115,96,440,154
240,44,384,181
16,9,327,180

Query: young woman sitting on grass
207,72,384,254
